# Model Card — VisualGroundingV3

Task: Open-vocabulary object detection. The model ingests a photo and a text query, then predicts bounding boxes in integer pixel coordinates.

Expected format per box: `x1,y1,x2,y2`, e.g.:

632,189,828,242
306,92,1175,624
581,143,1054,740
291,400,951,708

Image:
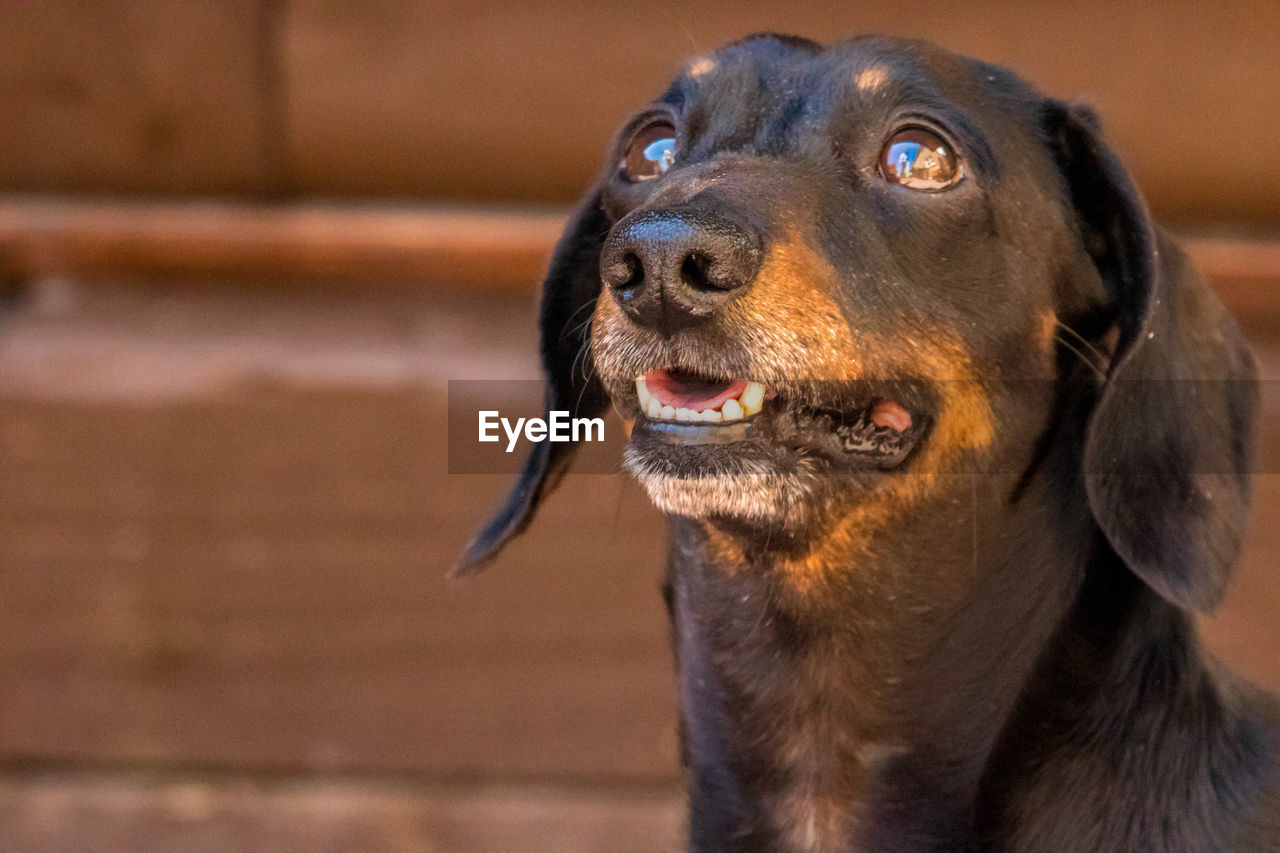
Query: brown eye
622,120,677,181
880,128,961,190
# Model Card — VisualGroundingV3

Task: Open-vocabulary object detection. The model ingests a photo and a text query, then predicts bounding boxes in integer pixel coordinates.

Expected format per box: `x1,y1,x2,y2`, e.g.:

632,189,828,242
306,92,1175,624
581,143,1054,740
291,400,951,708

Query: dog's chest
764,723,909,852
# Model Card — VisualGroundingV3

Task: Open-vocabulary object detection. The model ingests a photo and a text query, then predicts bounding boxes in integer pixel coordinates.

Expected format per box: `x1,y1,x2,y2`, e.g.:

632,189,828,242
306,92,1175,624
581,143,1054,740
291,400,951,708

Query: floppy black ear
451,187,611,576
1047,101,1258,612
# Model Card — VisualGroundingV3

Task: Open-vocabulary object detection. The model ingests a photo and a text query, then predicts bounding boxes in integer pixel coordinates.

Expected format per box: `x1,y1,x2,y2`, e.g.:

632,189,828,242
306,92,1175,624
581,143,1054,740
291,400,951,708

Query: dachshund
455,34,1280,851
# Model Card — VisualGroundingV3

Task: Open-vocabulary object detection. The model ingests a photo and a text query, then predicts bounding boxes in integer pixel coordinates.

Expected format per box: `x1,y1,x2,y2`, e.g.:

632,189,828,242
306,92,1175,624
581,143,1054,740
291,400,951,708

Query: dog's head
457,34,1256,612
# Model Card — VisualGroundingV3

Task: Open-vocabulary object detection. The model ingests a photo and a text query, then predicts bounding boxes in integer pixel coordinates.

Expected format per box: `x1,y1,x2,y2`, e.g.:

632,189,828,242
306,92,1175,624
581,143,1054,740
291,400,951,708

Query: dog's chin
623,447,822,525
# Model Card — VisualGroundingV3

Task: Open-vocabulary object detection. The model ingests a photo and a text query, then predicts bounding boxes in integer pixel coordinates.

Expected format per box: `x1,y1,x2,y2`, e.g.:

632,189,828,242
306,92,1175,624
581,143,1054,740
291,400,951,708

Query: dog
455,34,1279,851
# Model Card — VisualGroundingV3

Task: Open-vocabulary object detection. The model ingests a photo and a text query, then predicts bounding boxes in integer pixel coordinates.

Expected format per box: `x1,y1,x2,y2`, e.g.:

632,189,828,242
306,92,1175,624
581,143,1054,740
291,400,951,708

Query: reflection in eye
880,128,960,190
643,137,676,174
623,120,678,181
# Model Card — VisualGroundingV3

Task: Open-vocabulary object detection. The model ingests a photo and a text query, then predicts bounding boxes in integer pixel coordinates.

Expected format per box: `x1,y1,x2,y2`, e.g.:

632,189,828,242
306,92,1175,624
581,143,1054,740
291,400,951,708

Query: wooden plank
0,1,1277,228
0,197,563,293
1191,239,1280,282
0,2,275,196
282,0,1280,225
0,197,1276,311
0,771,684,853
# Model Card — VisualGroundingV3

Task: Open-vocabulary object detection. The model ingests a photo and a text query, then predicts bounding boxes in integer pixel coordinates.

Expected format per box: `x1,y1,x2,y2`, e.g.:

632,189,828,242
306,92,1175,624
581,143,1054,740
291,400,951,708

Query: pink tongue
870,399,912,433
644,370,747,411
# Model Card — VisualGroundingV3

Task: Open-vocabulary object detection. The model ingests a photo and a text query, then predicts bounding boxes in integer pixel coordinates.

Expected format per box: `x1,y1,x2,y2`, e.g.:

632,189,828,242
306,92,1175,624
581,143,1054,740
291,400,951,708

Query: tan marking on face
726,232,868,381
594,226,996,594
1037,310,1059,353
855,65,890,93
772,337,994,595
687,57,716,78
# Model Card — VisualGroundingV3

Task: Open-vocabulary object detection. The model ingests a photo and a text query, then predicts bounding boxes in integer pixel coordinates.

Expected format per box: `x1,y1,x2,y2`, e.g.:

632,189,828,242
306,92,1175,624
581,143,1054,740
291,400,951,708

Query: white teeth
636,375,767,423
740,382,765,416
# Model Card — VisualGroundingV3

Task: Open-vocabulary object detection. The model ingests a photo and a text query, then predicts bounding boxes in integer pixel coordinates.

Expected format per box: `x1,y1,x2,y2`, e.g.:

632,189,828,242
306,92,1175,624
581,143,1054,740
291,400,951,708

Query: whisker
570,337,604,418
581,340,598,386
583,356,601,398
1053,332,1108,381
562,312,597,344
1054,320,1109,371
570,337,591,390
609,395,630,424
559,297,599,341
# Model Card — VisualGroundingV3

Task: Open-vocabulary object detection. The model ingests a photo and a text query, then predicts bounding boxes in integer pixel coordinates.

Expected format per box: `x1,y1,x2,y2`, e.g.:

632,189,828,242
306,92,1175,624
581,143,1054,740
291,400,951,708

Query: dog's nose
600,208,762,336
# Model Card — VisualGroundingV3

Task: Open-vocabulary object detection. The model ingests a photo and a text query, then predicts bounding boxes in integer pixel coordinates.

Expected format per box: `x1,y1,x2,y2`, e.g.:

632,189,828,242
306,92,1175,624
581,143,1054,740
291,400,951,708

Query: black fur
458,34,1279,851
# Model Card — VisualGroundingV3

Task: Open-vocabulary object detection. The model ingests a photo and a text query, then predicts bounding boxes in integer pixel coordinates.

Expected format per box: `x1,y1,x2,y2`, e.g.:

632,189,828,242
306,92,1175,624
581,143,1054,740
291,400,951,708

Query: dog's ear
451,187,611,576
1047,101,1258,612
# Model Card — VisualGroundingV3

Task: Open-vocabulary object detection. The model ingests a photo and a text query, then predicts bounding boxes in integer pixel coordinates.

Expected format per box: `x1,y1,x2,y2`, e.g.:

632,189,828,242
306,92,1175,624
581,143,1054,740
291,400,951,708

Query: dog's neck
663,473,1268,851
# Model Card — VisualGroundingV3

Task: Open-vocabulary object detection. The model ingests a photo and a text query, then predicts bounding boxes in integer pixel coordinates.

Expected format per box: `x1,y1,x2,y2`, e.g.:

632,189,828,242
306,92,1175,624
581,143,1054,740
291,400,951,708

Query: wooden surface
0,197,564,292
0,286,676,783
0,280,1276,846
0,771,683,853
0,1,278,197
1,2,1279,226
1,197,1277,324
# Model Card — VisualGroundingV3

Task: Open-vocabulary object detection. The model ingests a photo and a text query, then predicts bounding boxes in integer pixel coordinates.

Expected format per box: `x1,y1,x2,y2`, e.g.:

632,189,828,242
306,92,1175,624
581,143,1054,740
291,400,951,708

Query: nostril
681,249,751,293
604,252,644,297
601,208,761,333
680,252,713,292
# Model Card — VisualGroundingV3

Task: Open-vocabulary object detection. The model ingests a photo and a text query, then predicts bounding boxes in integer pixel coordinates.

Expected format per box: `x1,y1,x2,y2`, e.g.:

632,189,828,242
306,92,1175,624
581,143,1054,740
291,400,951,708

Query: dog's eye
880,128,961,190
622,120,677,182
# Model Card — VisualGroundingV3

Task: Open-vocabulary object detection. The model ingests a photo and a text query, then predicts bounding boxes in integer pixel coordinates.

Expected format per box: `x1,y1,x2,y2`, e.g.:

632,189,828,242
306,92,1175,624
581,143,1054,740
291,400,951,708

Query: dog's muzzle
600,206,762,337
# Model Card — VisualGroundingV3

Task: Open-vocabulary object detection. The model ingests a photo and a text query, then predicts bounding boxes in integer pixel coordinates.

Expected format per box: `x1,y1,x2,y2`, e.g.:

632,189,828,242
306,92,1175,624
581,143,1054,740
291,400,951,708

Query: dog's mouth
637,369,763,422
628,367,930,471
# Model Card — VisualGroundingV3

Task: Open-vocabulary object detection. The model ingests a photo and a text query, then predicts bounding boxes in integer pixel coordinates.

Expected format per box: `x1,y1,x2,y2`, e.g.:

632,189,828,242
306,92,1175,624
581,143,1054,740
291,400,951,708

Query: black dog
457,34,1279,851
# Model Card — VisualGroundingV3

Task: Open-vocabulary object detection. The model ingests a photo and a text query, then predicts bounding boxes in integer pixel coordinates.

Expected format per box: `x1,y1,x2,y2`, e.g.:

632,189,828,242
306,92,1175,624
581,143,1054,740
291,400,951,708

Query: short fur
457,35,1280,852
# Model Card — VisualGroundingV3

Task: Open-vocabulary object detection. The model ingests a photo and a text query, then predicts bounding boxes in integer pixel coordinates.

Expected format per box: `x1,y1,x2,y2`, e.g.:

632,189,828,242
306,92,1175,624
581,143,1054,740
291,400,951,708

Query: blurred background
0,2,1276,850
